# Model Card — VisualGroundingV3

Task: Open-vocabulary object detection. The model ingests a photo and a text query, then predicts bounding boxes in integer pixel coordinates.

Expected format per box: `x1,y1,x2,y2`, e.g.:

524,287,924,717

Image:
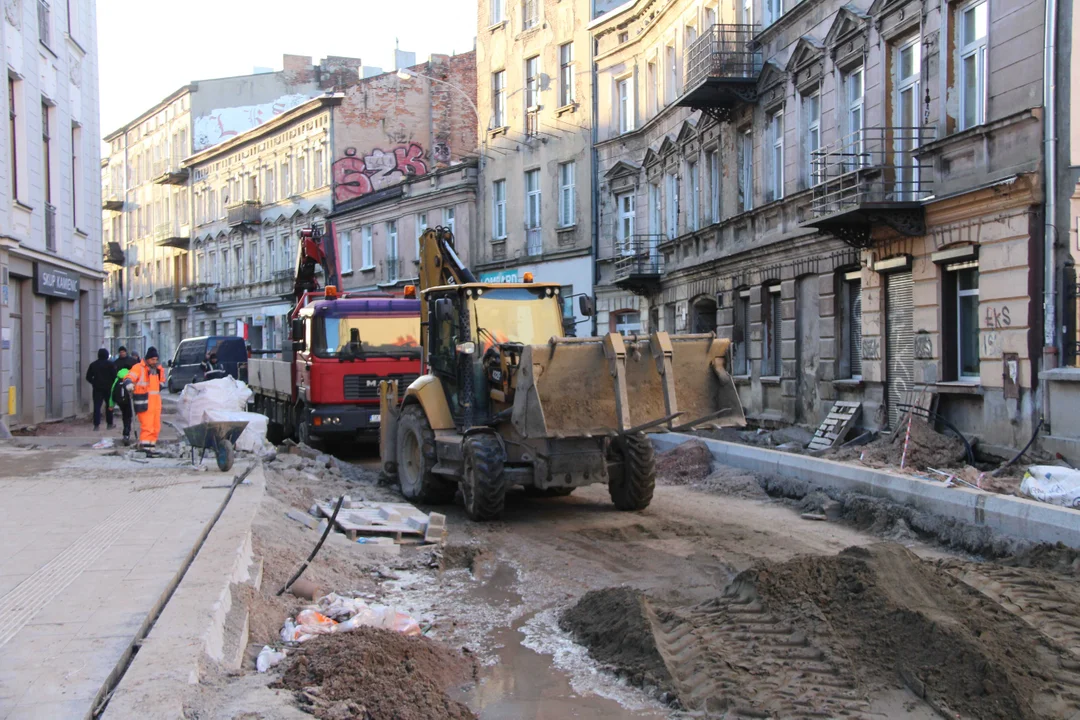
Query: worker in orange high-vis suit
125,346,166,447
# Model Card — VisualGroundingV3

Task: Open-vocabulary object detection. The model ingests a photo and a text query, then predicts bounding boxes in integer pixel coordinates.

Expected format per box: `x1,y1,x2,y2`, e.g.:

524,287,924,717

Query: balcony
102,191,124,211
190,284,218,311
525,108,540,138
104,241,125,266
153,159,190,186
613,235,664,296
105,294,124,317
153,223,191,250
677,25,761,121
44,203,56,251
153,287,189,309
804,126,936,248
227,200,263,229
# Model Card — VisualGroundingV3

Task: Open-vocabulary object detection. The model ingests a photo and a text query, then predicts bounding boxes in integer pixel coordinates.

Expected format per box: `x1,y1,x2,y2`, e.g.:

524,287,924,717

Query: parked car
167,336,248,393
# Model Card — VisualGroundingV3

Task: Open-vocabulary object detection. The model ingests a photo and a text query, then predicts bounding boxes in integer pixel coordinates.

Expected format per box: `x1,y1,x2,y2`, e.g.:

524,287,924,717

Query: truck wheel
396,405,455,504
524,486,575,498
461,434,507,521
607,432,656,511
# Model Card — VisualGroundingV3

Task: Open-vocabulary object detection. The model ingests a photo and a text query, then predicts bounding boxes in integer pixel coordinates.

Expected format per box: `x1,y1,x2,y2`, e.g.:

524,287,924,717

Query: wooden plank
808,401,863,450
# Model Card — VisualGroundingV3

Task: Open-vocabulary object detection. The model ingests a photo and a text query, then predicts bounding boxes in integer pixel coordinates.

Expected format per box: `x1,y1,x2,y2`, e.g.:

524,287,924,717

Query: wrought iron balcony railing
613,235,664,283
684,24,762,90
227,200,262,227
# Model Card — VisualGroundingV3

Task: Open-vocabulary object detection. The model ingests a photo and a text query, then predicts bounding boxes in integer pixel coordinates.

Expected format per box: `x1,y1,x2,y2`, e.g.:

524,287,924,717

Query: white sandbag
176,377,254,429
1021,465,1080,508
202,409,270,453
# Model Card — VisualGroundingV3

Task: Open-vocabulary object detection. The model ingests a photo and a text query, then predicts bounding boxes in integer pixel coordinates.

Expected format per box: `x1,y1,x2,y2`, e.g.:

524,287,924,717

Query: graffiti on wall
332,144,429,203
193,94,310,150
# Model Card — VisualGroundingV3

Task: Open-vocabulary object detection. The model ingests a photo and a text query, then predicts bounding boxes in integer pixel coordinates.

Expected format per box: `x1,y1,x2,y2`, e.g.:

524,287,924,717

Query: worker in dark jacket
115,346,138,372
86,348,116,431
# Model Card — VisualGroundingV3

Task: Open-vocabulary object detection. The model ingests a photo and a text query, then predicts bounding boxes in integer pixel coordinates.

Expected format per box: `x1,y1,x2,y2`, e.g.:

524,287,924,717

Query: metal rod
624,412,683,435
671,408,731,432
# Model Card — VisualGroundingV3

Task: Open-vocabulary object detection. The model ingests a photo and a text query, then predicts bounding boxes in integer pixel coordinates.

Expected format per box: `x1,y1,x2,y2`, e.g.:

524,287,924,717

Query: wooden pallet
317,501,431,542
808,401,862,451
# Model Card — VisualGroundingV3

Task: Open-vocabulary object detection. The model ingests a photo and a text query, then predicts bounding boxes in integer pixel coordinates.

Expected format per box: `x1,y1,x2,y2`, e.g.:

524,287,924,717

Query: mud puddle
462,562,669,719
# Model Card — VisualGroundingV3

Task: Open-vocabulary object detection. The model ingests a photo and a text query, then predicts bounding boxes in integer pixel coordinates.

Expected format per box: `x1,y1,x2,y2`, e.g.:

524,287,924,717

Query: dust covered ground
182,442,1080,720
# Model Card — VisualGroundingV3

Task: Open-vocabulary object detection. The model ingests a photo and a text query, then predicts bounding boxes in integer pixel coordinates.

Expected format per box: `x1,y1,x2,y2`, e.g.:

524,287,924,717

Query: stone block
780,397,797,420
781,279,796,298
913,280,939,308
976,211,1031,244
820,338,837,360
781,379,797,397
782,299,796,321
978,268,1030,301
782,359,799,378
782,339,797,360
819,294,836,318
978,237,1029,273
913,306,938,334
781,319,796,339
818,273,836,295
718,308,734,326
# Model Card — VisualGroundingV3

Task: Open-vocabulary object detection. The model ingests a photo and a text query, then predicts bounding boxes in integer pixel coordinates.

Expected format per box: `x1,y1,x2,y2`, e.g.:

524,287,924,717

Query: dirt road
187,449,1080,720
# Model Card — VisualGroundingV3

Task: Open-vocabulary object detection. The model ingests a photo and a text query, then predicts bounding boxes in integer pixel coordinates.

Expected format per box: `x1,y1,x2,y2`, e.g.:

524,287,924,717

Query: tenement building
101,54,363,360
0,0,102,426
592,0,1048,451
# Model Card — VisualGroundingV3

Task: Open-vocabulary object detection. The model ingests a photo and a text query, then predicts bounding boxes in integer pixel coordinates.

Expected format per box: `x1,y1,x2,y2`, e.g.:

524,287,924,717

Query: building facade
179,53,478,353
1,0,102,427
474,0,623,331
101,54,362,361
592,0,1049,452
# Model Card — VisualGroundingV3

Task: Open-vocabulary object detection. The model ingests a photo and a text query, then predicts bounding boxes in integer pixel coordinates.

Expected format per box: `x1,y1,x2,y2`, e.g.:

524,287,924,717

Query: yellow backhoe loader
379,227,745,520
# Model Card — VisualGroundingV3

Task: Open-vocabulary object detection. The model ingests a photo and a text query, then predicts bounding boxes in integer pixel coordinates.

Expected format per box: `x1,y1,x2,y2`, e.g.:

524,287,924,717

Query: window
840,272,863,379
492,71,506,127
490,0,503,24
41,100,51,205
705,150,719,223
558,161,575,227
340,230,353,273
617,77,634,133
768,109,784,202
738,129,753,212
895,37,922,198
666,45,678,103
946,263,980,379
38,0,51,45
616,192,635,255
959,0,988,130
493,179,507,239
525,56,540,135
267,238,275,274
618,31,629,43
687,161,699,230
559,43,575,106
522,0,537,29
734,290,751,374
844,66,865,169
314,149,324,189
265,167,275,203
280,160,290,197
525,169,541,229
444,207,455,237
249,241,257,282
387,221,399,281
613,311,642,336
9,79,18,200
647,61,658,116
71,125,80,227
764,0,782,25
298,154,308,193
560,285,575,319
764,285,782,376
665,172,679,239
804,91,821,186
740,0,752,24
649,182,661,234
362,225,374,268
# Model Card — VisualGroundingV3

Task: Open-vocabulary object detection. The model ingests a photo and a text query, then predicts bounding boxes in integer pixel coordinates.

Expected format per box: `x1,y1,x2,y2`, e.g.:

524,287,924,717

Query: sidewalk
0,442,227,719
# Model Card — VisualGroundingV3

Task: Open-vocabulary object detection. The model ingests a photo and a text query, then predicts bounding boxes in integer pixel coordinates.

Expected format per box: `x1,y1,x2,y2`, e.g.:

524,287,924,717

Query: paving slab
0,445,229,720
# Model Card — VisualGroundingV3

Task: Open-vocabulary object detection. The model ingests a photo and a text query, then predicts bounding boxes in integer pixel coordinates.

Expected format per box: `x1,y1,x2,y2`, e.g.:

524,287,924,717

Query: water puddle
459,563,670,719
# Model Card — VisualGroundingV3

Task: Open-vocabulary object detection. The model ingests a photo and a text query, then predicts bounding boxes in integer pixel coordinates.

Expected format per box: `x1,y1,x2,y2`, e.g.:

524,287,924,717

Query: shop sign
478,269,521,283
33,263,80,300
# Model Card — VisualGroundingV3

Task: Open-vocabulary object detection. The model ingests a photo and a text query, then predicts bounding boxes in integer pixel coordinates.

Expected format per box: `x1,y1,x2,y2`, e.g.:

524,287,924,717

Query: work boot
107,422,114,430
122,436,131,447
93,424,100,431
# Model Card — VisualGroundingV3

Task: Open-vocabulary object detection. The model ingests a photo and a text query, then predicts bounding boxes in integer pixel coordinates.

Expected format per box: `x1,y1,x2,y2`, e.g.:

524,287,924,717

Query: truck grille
343,374,419,400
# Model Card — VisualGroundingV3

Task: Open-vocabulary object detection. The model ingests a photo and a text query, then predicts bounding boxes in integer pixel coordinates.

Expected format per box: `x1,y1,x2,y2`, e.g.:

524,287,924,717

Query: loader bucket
511,332,746,439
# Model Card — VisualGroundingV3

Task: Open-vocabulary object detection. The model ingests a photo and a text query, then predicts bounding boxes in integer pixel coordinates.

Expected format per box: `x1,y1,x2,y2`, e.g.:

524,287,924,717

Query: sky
96,0,478,135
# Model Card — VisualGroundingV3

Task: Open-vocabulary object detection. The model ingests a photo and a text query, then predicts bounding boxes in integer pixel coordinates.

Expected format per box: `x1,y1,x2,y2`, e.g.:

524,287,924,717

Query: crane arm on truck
294,223,343,304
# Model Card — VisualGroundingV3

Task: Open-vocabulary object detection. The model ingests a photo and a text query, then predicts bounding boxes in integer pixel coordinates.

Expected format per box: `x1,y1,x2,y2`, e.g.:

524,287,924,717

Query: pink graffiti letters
332,143,429,202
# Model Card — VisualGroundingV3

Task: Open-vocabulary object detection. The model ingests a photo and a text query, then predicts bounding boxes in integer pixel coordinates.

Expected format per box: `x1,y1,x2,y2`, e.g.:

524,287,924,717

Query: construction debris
807,401,861,451
281,592,422,642
315,499,446,544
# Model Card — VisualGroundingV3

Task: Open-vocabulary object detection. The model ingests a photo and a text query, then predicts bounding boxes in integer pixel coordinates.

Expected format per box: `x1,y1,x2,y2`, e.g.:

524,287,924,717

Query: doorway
691,296,718,334
885,271,914,429
795,276,821,423
9,279,23,422
45,300,57,419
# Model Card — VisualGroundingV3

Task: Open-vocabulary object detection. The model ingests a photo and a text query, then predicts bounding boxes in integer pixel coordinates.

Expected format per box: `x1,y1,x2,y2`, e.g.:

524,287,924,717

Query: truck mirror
434,297,454,324
291,318,304,341
292,339,307,353
578,295,595,317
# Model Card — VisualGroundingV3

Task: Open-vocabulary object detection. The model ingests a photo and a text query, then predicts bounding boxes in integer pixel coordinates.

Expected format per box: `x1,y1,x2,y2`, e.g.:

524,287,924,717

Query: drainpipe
1043,0,1059,365
590,35,600,338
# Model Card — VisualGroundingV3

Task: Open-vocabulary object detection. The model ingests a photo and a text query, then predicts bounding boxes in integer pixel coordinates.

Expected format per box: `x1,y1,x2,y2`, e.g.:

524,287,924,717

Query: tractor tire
461,434,507,521
523,486,575,498
608,432,656,511
396,405,456,504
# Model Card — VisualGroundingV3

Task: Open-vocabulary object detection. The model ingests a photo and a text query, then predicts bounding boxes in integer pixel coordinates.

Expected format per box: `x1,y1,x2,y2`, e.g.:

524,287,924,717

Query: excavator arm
416,226,475,330
293,222,343,304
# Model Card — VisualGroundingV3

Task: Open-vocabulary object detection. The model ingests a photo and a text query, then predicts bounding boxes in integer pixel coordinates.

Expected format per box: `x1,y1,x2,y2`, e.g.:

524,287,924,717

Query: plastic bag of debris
1021,466,1080,508
279,595,422,642
256,645,287,672
176,377,254,429
202,409,272,454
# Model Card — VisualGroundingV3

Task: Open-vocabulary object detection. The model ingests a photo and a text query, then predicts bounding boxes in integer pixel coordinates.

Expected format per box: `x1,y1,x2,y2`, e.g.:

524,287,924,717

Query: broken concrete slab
285,509,319,530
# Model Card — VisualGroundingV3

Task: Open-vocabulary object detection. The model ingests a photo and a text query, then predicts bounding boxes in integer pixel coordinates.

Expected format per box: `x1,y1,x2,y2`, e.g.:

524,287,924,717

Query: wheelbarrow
183,420,249,472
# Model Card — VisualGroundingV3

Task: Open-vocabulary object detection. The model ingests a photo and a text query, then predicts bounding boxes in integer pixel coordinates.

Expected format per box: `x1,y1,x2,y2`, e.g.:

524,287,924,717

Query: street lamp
397,67,486,262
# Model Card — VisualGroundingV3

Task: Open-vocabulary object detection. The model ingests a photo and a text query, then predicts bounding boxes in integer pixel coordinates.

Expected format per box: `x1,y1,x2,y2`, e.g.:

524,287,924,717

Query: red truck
248,223,421,446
